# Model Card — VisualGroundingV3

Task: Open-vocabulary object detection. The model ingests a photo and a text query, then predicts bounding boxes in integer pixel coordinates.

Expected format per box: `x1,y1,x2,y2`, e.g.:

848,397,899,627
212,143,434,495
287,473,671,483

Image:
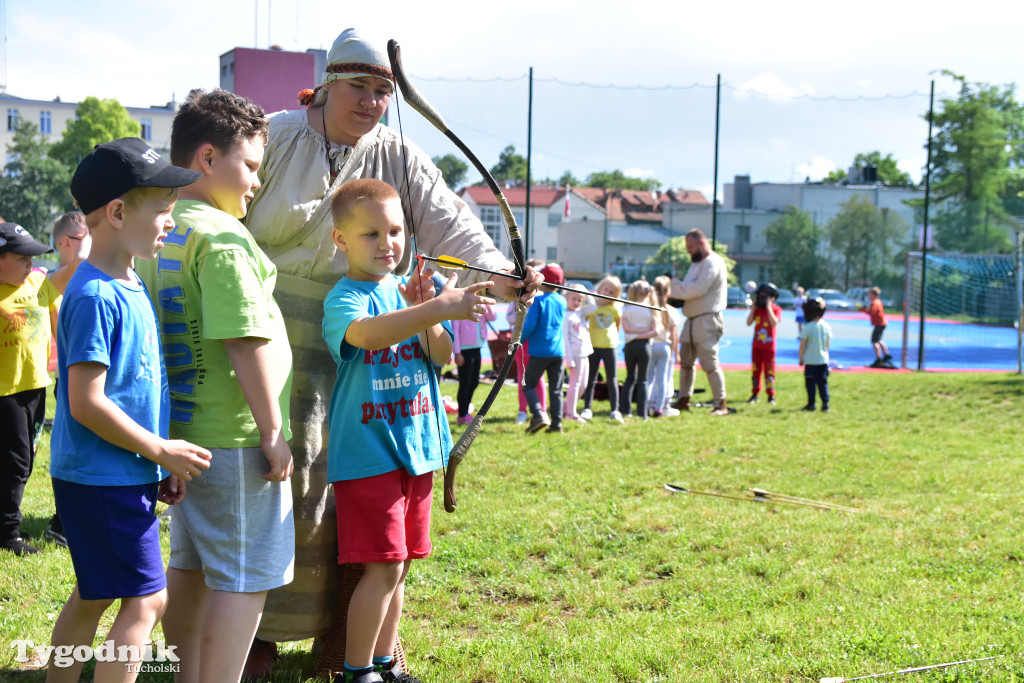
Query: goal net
902,248,1023,371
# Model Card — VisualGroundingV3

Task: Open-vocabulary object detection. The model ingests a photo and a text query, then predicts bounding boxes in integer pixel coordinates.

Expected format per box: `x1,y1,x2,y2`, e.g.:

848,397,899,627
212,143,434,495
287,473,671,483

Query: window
479,206,504,249
6,109,18,131
734,224,751,253
546,246,558,261
140,118,152,141
39,111,51,134
548,212,561,227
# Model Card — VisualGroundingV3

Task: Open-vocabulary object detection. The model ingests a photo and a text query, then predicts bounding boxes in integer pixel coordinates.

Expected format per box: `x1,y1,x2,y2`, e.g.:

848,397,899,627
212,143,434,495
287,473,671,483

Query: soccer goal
902,243,1023,372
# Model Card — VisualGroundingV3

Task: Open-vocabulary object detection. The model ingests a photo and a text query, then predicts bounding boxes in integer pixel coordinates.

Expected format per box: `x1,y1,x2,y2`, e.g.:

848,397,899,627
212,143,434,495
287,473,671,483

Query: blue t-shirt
322,275,453,483
800,319,833,366
51,262,169,486
520,290,566,358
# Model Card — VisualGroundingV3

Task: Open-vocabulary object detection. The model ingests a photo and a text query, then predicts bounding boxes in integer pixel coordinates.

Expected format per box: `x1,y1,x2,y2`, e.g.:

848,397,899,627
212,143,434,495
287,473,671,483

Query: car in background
726,286,752,308
806,288,858,311
845,287,895,309
774,288,796,309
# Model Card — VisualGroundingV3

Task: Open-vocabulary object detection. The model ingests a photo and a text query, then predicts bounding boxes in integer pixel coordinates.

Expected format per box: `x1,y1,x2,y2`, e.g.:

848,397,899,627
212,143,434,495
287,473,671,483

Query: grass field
3,369,1024,682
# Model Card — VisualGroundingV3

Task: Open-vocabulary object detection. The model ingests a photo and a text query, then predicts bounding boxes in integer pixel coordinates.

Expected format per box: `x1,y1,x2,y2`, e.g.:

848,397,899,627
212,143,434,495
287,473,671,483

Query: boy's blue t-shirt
322,275,453,483
520,290,566,358
51,261,169,486
800,319,833,366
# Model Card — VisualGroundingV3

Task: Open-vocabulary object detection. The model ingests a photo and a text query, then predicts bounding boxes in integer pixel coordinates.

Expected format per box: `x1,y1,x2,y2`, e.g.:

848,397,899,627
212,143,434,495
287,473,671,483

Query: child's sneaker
525,412,551,434
663,407,680,417
821,403,830,412
545,423,563,433
0,537,39,556
566,415,587,424
516,411,528,424
745,394,758,404
609,410,625,424
333,671,383,683
579,408,593,420
456,415,473,425
377,662,423,683
801,404,815,412
767,396,776,406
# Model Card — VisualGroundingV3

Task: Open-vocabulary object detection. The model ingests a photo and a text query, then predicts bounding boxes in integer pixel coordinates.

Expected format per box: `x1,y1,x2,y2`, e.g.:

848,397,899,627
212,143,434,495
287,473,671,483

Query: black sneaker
768,397,776,406
821,404,830,412
1,537,40,556
46,514,68,548
545,423,563,433
745,395,759,404
379,663,423,683
800,404,815,412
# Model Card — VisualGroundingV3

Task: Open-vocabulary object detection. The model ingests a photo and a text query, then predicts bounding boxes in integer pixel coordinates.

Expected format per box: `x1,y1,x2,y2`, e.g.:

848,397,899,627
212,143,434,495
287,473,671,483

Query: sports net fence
901,245,1023,371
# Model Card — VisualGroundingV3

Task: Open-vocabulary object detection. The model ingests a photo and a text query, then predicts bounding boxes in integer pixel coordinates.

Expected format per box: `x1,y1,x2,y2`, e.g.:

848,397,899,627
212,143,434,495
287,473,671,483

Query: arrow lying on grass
750,488,863,514
664,484,864,513
418,254,665,312
819,655,999,682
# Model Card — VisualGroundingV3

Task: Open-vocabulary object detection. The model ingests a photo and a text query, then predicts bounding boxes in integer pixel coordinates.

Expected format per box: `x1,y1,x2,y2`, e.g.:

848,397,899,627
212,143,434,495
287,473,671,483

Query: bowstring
391,89,449,486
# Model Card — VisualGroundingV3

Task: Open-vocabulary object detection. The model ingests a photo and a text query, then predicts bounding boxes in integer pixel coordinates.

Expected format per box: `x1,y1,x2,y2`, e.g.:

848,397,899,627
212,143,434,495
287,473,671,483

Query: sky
4,0,1023,200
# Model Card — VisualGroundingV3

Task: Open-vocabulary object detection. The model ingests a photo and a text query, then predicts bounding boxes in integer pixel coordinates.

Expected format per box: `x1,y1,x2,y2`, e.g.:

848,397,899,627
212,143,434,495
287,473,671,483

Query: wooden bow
388,39,528,513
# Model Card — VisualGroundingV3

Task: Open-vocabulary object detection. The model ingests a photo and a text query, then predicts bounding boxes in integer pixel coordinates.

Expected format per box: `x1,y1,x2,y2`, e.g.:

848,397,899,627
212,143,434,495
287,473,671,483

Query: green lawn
3,370,1023,681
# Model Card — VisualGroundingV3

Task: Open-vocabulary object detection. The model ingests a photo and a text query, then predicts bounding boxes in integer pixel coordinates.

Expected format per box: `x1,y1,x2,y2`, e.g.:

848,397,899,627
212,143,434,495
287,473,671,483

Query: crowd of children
2,81,865,683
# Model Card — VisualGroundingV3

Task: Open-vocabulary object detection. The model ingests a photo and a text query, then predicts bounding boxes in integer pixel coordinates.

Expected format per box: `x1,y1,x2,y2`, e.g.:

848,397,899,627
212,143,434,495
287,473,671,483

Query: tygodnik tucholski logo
11,638,180,673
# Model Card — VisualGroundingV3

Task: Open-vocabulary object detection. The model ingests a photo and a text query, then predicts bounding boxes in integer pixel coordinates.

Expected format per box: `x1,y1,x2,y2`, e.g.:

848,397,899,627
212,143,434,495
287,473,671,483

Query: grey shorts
169,446,295,593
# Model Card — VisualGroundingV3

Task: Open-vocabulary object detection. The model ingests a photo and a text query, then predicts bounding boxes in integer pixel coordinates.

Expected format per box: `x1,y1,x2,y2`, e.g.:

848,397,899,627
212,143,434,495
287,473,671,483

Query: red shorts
333,469,434,564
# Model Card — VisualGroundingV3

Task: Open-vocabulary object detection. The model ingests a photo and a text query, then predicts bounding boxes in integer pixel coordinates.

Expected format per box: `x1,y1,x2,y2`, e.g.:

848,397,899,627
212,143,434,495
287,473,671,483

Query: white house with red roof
459,183,709,279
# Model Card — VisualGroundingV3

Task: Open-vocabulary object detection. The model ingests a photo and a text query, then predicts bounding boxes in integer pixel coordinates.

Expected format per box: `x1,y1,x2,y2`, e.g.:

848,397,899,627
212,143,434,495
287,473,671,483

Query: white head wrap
300,28,394,108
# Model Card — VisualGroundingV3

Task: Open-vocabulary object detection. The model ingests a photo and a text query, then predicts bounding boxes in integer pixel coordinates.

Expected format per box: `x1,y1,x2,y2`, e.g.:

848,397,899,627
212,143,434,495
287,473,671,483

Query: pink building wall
224,48,318,115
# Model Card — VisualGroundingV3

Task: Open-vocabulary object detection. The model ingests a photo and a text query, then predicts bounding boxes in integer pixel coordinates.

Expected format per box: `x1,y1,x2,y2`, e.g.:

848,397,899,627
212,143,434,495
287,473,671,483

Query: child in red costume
745,283,782,405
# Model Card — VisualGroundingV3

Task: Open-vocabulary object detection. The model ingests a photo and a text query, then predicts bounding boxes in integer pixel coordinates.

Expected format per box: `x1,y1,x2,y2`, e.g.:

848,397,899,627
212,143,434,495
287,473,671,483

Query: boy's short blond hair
869,286,881,296
331,178,400,229
53,211,87,240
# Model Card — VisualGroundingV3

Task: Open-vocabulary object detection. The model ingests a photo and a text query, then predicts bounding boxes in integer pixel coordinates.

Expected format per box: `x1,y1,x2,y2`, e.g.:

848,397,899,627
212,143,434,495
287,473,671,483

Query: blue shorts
52,478,167,601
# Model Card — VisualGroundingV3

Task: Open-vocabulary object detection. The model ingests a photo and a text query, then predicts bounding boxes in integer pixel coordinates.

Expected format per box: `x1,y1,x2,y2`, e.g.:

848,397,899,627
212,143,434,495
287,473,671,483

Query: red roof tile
459,185,709,220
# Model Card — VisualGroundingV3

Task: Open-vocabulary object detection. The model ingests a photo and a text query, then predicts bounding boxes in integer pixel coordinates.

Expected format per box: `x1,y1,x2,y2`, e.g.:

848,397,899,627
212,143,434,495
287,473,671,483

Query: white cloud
732,73,816,102
795,157,837,182
624,168,657,180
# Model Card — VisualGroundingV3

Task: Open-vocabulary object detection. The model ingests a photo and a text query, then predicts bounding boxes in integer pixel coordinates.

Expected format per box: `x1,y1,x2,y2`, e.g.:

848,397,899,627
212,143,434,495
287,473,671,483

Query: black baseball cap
70,137,202,215
0,222,54,256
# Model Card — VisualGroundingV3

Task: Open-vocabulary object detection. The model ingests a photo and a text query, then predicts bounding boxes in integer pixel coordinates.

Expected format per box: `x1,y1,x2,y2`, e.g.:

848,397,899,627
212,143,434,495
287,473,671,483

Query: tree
558,170,581,187
489,145,527,184
823,151,915,187
0,120,74,239
825,196,909,290
763,206,830,289
644,236,736,284
928,72,1024,253
432,154,469,191
50,96,141,168
585,169,661,191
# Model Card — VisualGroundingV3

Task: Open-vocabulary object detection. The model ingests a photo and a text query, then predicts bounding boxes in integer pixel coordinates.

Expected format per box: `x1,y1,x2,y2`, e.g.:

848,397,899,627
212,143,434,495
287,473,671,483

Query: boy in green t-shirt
136,88,295,683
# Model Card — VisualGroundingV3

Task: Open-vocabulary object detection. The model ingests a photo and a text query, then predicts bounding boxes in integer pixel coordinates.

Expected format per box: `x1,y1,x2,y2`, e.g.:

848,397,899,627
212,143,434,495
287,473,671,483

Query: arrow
419,254,665,312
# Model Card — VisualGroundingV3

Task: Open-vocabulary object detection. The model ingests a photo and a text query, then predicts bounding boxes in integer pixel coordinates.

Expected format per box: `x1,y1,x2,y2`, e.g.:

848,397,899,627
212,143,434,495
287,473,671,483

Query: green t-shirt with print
137,200,292,447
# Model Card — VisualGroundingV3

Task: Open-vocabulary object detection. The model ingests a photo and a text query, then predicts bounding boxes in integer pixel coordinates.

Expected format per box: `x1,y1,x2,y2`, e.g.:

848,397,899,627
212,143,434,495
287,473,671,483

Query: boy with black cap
0,221,60,556
47,137,213,683
135,89,296,683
